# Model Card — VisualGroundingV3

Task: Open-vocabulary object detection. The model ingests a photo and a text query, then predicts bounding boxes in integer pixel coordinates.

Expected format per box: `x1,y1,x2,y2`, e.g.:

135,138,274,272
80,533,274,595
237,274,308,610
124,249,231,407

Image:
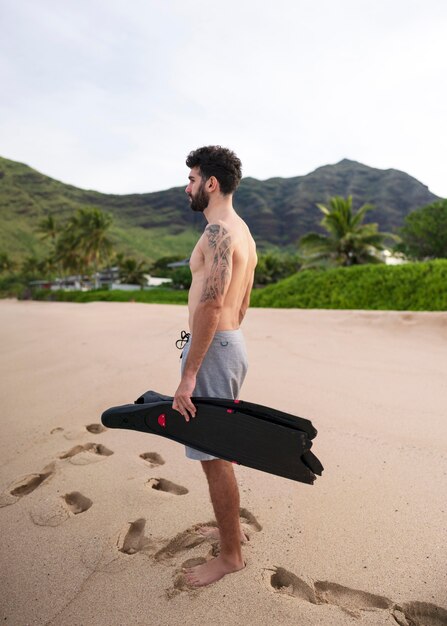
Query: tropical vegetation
0,252,16,273
29,260,447,311
30,287,189,305
54,208,114,283
298,196,397,268
115,254,149,287
398,199,447,260
254,252,300,286
1,167,446,311
250,260,447,311
0,155,439,262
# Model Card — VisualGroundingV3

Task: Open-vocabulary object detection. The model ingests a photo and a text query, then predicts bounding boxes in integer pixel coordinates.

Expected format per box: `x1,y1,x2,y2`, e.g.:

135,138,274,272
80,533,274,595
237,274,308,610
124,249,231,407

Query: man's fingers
177,396,195,413
186,400,197,418
173,397,195,422
182,399,196,421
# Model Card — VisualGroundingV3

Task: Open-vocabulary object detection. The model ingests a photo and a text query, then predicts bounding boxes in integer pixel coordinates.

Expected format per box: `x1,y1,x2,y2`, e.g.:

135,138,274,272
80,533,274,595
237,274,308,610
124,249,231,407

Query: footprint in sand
64,491,93,515
59,443,114,465
154,527,208,562
85,423,107,434
155,507,262,563
314,580,393,614
116,518,160,557
269,567,393,616
147,478,188,495
30,491,93,527
79,518,161,575
269,567,319,604
117,518,148,554
195,506,262,543
0,462,56,508
63,430,88,441
140,452,165,468
50,427,64,434
268,566,447,624
76,517,159,577
392,602,447,626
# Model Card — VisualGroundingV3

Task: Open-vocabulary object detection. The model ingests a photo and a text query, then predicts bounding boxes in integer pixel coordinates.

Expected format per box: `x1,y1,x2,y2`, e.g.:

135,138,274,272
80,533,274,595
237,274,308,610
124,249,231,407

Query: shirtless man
173,146,257,587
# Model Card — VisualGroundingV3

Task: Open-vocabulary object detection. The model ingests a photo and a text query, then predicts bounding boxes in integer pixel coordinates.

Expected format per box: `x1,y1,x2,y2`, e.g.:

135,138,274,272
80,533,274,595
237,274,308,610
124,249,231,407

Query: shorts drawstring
176,330,190,358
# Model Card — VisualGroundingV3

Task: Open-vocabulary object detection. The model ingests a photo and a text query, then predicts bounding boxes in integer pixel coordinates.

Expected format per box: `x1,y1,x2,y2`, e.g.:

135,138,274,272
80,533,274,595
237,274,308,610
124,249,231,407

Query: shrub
29,288,189,305
250,260,447,311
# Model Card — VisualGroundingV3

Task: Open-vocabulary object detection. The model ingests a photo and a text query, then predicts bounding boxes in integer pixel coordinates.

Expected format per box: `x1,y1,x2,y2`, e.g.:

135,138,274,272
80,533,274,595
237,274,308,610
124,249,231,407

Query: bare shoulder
236,218,257,256
200,222,233,251
199,218,255,261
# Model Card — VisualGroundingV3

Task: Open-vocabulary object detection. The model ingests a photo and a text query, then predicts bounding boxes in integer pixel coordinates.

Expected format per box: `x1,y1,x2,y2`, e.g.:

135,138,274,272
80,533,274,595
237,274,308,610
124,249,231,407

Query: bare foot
196,526,249,543
184,555,245,587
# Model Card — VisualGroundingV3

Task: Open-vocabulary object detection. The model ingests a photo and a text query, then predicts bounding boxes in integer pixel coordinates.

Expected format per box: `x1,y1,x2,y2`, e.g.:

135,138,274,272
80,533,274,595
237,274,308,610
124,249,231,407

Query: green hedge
17,260,447,311
250,260,447,311
30,288,189,305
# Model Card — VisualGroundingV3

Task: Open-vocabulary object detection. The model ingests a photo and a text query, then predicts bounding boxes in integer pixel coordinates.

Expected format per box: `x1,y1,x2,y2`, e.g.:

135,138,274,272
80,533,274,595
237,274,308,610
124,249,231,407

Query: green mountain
0,155,439,262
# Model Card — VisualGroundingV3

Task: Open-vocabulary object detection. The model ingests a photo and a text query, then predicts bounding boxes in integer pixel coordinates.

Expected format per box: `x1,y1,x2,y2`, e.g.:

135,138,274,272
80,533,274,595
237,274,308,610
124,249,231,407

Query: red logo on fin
158,414,166,427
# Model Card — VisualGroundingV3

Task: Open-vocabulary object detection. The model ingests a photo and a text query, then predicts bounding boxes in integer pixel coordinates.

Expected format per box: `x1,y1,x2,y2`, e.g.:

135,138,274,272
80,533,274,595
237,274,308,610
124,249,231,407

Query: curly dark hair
186,145,242,195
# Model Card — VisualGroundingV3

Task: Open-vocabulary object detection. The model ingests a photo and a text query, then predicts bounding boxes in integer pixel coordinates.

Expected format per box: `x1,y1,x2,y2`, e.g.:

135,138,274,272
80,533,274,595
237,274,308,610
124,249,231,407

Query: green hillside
250,260,447,311
0,156,201,263
0,155,439,263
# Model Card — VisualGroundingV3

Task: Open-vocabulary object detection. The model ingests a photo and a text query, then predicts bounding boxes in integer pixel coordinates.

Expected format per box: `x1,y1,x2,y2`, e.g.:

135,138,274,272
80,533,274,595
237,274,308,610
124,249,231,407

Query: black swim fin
101,391,323,485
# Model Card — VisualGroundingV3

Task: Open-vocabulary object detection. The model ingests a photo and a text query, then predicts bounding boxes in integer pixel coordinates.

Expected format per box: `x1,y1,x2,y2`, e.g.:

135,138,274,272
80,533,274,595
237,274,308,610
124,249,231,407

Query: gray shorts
180,329,248,461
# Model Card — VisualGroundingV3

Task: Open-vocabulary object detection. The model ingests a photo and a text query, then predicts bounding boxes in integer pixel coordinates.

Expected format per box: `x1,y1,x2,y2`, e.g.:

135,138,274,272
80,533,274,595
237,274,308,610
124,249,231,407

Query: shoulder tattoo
200,225,232,302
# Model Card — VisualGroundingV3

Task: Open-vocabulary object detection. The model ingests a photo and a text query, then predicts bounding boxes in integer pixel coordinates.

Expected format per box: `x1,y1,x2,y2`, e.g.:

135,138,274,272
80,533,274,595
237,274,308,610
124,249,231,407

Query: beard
189,182,209,212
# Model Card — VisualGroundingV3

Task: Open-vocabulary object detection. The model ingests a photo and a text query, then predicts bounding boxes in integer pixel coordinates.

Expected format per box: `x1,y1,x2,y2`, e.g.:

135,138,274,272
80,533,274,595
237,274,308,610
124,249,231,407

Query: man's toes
185,573,198,585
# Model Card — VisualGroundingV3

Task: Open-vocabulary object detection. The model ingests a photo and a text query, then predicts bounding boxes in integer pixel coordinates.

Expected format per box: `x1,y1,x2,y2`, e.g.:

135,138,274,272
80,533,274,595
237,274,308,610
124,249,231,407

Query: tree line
298,196,447,268
0,197,446,293
0,208,152,288
255,196,447,284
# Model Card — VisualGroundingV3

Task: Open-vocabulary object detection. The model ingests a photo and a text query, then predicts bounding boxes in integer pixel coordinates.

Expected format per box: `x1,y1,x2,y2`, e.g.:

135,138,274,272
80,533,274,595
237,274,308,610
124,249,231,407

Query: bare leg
185,460,245,587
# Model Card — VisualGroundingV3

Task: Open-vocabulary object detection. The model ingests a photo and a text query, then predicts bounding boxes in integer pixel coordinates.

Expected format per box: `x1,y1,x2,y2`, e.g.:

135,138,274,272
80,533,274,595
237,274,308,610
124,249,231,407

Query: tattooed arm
173,224,233,420
201,224,231,299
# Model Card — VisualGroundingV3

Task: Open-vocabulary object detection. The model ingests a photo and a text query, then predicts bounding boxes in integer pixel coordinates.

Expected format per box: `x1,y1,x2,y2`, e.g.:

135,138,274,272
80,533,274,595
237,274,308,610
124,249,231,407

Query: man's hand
173,373,197,422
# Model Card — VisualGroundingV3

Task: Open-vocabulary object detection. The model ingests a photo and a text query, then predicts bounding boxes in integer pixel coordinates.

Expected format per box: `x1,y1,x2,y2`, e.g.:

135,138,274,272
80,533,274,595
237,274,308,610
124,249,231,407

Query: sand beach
0,299,446,626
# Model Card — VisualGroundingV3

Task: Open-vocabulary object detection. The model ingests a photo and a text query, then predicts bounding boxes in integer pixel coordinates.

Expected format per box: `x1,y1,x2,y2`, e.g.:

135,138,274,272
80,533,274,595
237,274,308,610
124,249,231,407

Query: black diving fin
101,391,323,484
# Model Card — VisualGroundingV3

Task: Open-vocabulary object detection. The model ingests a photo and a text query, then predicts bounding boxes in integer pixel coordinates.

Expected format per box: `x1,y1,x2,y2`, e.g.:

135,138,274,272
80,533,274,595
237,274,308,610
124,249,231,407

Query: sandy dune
0,300,446,626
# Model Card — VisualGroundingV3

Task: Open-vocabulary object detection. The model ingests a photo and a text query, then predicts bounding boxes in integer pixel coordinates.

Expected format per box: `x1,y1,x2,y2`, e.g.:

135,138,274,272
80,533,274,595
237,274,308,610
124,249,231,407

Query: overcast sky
1,0,446,197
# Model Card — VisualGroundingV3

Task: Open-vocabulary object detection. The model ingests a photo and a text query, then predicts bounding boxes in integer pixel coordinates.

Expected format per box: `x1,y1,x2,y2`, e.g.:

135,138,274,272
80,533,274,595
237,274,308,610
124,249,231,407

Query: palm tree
21,255,48,278
298,196,397,268
118,257,148,288
68,208,114,285
37,215,58,245
38,215,63,277
53,226,83,277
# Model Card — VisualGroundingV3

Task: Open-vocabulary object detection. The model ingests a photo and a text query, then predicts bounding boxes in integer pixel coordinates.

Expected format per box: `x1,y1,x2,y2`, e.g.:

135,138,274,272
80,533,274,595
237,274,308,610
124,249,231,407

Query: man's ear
206,176,219,192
